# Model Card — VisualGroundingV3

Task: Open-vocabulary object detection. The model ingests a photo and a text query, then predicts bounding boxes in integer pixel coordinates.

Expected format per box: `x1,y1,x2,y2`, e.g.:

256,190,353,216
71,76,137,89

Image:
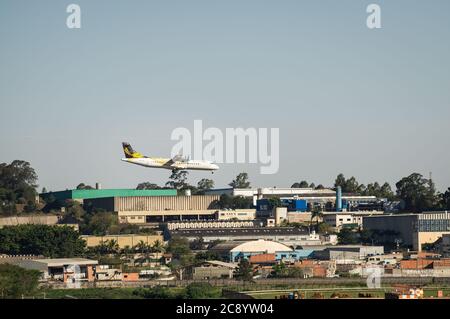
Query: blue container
294,199,308,212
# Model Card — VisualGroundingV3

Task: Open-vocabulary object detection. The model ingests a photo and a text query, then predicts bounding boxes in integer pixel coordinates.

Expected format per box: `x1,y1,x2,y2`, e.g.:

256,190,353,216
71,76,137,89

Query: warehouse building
165,220,257,231
18,258,98,283
41,188,177,202
211,239,297,262
186,260,237,280
205,187,380,210
167,227,325,247
311,245,384,262
363,211,450,251
322,211,384,230
84,195,221,224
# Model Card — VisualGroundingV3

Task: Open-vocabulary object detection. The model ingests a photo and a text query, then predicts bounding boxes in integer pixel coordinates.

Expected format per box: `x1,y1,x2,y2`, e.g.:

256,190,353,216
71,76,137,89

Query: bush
133,287,176,299
185,283,221,299
0,224,86,257
0,264,41,298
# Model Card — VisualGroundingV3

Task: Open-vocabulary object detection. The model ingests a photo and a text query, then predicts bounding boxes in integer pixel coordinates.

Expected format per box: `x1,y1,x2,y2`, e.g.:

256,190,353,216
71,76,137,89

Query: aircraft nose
212,164,219,170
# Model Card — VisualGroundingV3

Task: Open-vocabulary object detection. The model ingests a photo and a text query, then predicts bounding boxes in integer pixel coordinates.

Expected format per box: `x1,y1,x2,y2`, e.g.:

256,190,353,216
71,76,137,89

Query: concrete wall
0,215,59,227
192,266,233,280
81,234,164,248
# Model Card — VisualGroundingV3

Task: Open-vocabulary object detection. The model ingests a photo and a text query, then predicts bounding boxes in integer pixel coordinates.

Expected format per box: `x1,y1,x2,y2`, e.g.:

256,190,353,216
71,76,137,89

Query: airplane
121,142,219,173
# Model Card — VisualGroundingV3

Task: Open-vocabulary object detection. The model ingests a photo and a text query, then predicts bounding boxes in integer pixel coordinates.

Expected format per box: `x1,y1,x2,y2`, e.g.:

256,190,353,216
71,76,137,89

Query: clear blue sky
1,0,449,192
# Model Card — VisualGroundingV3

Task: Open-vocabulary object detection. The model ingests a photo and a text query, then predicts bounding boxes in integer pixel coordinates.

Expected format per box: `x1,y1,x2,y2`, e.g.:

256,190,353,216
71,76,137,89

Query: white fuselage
121,157,219,171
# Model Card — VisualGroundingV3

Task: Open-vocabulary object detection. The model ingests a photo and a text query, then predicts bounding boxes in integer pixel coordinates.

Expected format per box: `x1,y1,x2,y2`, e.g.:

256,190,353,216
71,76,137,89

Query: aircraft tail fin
122,142,144,158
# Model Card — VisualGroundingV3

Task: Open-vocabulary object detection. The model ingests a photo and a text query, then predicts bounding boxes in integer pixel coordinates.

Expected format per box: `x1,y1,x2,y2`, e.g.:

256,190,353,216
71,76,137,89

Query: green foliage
76,183,94,190
334,174,366,194
189,237,205,250
442,188,450,210
267,197,282,208
185,282,221,299
229,172,251,189
197,178,215,192
81,212,116,235
235,258,253,282
133,286,177,299
271,262,304,278
363,182,396,200
396,173,439,212
337,228,359,245
195,250,223,262
291,181,309,188
215,194,253,209
0,264,41,298
136,182,161,190
167,236,191,260
0,224,86,257
0,160,38,215
317,222,334,234
165,170,189,190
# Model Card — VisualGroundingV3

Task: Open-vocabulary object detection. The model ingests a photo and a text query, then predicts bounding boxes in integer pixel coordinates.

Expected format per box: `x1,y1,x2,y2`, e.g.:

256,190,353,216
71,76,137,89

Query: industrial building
363,211,450,251
18,258,98,283
167,227,327,247
84,195,221,224
206,187,380,210
165,220,257,231
41,188,177,202
310,245,384,262
322,211,384,230
186,260,237,280
210,239,301,262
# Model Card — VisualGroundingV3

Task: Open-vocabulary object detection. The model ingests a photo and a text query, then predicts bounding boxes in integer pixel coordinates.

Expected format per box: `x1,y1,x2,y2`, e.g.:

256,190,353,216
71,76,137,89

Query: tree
229,173,251,189
167,236,191,259
185,282,220,299
271,262,304,278
0,225,86,257
151,240,165,253
334,174,365,194
337,228,359,245
190,237,205,250
215,194,253,209
136,182,161,190
291,181,309,188
76,183,94,190
267,197,282,208
310,206,323,231
60,200,86,223
0,264,41,298
165,170,189,190
197,178,214,191
364,182,396,200
0,160,38,214
441,188,450,210
395,173,439,212
234,258,253,282
82,212,116,235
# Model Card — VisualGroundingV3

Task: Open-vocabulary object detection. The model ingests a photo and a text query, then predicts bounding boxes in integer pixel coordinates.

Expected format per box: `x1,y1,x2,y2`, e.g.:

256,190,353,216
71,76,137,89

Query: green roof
41,189,177,201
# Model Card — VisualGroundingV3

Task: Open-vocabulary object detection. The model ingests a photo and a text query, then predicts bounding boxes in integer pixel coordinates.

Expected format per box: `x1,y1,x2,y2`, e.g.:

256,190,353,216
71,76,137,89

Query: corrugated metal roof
41,189,177,200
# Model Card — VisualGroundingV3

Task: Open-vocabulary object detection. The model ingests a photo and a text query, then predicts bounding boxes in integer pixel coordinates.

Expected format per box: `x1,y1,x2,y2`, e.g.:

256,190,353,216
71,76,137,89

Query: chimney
95,183,102,190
